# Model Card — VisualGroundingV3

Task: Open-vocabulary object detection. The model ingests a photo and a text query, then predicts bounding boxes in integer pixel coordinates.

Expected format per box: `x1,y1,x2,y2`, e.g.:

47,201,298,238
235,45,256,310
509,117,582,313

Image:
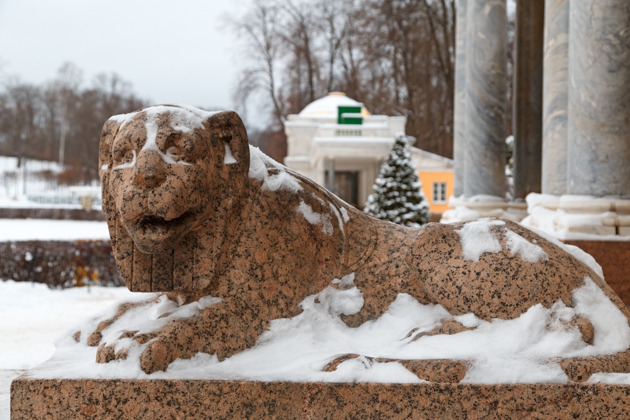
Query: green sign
337,106,363,125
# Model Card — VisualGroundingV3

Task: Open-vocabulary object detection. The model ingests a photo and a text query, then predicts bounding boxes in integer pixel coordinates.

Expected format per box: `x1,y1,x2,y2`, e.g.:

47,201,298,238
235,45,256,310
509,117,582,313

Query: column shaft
464,0,508,198
542,0,569,195
567,0,630,197
453,0,467,197
513,0,544,199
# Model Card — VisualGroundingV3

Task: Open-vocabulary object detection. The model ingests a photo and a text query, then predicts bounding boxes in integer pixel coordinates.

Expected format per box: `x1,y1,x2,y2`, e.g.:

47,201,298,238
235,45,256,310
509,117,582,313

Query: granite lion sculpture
91,104,630,381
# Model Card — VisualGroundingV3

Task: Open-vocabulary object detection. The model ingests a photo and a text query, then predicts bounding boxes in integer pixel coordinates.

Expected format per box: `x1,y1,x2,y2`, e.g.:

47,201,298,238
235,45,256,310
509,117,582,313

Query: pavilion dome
298,92,371,118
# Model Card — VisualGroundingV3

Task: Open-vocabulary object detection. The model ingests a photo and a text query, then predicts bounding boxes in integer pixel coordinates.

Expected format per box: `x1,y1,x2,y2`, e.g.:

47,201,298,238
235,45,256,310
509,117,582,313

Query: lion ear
98,116,135,291
205,110,250,174
99,118,123,179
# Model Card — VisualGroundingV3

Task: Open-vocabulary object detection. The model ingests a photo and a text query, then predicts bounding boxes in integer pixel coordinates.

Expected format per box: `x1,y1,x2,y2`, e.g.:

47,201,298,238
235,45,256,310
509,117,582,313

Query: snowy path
0,218,108,241
0,281,133,418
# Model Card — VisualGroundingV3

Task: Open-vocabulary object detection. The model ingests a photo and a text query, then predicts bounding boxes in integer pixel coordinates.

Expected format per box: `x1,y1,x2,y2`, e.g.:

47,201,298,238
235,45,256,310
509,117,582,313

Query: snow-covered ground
0,154,111,418
0,281,133,419
0,155,101,209
0,156,64,200
0,219,108,241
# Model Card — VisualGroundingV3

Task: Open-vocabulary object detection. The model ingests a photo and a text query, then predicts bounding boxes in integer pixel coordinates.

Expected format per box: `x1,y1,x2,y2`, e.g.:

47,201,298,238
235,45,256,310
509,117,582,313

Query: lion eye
114,148,133,164
166,146,179,157
165,146,182,162
163,142,191,166
124,150,135,162
112,148,136,169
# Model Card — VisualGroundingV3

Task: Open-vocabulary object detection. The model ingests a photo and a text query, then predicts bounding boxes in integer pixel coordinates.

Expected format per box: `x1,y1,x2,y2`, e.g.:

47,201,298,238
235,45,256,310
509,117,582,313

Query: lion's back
406,219,626,320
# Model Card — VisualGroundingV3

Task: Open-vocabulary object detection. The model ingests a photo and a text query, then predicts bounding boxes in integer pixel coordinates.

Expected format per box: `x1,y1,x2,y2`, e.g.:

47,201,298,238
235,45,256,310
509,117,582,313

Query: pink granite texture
11,378,630,419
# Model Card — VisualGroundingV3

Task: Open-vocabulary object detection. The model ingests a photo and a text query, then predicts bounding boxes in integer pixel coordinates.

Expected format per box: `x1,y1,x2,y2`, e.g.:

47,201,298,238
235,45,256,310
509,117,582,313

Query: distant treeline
232,0,456,158
231,0,515,160
0,62,147,183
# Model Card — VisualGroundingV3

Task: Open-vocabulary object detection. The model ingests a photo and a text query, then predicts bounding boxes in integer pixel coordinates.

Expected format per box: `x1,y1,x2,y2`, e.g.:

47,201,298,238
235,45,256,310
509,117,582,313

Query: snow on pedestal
26,275,630,385
22,220,630,385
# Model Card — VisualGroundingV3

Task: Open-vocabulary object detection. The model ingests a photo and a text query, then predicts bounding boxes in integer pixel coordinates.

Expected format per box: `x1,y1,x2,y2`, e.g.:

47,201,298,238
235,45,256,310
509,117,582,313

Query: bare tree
2,78,41,166
317,0,352,92
0,63,146,183
230,0,457,158
40,83,61,162
231,0,287,130
54,62,83,165
280,0,320,108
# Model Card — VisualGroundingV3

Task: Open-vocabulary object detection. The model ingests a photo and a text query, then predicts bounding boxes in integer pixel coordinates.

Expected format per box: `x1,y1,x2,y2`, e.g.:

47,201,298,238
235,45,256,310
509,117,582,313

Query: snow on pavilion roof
299,92,371,118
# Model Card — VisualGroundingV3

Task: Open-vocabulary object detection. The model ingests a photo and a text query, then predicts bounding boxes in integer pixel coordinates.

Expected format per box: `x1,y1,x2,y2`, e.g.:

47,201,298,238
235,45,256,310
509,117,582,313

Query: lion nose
133,150,166,188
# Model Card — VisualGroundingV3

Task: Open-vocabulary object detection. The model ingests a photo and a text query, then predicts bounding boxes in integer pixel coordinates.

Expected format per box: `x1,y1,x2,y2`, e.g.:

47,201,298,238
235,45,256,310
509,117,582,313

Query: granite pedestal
11,374,630,419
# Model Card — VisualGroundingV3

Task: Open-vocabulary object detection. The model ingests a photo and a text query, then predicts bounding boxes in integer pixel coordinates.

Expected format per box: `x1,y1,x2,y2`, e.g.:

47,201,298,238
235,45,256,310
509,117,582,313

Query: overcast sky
0,0,242,111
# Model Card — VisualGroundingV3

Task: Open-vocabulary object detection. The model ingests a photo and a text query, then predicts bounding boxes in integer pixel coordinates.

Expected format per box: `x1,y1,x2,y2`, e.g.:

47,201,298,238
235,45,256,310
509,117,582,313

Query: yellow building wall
418,171,454,214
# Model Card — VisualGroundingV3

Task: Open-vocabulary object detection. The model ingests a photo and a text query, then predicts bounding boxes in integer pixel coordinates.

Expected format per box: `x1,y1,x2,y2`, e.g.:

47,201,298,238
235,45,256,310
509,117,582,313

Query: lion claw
140,341,174,373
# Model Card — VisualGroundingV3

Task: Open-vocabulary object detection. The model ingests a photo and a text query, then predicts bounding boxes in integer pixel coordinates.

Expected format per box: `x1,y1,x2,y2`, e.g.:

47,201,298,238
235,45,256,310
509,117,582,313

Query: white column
463,0,508,198
567,0,630,197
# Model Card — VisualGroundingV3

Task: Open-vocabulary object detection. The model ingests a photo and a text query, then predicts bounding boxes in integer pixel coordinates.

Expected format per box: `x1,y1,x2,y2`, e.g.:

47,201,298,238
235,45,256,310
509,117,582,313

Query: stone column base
523,194,630,239
11,375,630,419
441,195,528,223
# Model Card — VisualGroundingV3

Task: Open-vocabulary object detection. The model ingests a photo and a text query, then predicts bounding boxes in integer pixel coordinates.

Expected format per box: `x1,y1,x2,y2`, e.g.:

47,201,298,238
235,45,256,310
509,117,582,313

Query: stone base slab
11,376,630,419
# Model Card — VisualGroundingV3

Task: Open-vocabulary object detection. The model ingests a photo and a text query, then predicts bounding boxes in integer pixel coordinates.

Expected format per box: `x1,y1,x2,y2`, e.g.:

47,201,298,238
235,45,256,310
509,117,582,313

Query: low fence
0,208,105,221
0,240,122,288
26,194,102,207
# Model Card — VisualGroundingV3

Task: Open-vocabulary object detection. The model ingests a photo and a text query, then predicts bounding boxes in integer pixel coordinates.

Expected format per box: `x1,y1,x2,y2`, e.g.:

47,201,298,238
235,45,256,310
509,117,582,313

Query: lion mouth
135,212,193,235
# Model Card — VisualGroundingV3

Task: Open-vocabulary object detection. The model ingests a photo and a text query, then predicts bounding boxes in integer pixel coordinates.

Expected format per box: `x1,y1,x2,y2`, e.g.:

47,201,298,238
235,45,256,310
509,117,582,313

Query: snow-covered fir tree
364,134,430,227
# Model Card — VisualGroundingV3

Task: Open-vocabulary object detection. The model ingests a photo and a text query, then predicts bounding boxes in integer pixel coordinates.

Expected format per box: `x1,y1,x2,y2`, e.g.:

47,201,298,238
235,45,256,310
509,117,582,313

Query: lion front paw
140,340,173,373
94,324,199,374
84,293,265,374
72,299,157,347
131,300,267,373
95,330,152,363
138,321,204,373
84,293,224,373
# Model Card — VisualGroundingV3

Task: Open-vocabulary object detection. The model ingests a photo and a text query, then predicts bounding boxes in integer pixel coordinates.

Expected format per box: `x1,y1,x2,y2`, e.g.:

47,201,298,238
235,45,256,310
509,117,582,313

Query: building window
335,128,362,137
326,170,359,207
432,182,447,204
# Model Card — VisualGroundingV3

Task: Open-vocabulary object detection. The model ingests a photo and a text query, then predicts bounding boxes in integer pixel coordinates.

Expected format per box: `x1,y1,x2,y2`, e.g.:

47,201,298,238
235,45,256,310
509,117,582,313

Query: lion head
99,105,250,292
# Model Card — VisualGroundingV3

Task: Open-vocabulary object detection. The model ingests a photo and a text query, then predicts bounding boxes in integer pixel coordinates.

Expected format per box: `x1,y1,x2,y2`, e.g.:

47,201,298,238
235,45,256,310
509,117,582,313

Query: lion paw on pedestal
81,293,264,374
